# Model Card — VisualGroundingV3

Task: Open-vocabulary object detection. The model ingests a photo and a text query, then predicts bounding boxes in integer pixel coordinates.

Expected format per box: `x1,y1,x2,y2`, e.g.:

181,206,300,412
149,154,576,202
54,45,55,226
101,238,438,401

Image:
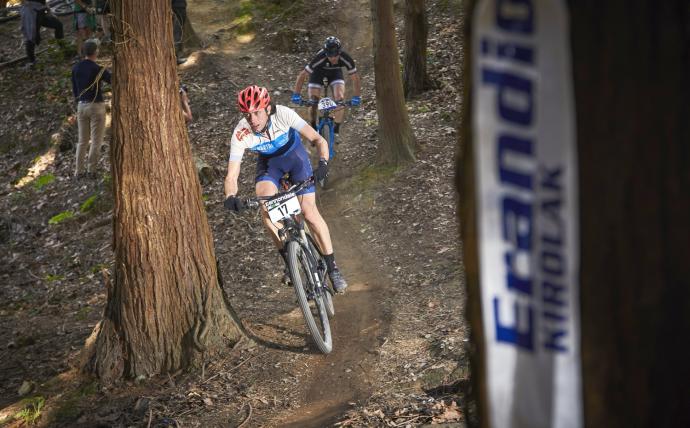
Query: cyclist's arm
299,125,329,162
293,69,310,95
350,72,361,97
224,160,241,198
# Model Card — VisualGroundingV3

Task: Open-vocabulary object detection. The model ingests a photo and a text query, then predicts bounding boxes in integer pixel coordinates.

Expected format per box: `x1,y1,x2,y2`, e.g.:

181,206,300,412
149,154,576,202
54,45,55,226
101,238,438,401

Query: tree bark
85,0,243,383
403,0,432,98
568,2,690,427
459,1,690,427
371,0,417,165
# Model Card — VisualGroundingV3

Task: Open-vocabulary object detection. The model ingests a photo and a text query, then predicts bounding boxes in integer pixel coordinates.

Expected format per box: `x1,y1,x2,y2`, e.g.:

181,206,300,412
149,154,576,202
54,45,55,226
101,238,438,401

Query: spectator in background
71,39,111,179
73,0,96,60
95,0,111,42
20,0,65,69
171,0,187,64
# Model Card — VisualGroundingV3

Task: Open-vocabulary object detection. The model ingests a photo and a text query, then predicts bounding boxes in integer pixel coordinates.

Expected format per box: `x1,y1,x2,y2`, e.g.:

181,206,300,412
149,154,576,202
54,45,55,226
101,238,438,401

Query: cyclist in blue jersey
292,36,361,143
224,85,348,292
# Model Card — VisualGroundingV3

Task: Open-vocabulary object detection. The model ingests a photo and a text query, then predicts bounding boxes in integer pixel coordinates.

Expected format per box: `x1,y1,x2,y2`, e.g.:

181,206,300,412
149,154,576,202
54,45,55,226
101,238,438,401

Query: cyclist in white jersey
223,85,348,292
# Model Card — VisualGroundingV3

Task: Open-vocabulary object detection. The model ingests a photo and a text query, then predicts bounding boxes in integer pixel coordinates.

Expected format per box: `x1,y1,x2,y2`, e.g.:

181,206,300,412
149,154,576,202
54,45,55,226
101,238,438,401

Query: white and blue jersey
229,104,308,162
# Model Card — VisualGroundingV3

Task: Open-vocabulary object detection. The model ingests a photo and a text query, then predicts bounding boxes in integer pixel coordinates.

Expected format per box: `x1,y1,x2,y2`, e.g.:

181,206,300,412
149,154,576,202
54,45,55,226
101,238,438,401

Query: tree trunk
456,1,486,426
459,1,690,427
371,0,417,165
403,0,432,98
85,0,243,383
568,2,690,427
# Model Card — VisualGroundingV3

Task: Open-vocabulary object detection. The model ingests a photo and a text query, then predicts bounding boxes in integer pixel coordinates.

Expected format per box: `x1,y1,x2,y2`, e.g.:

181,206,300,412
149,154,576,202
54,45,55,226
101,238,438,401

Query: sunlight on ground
0,370,78,425
14,142,58,189
14,110,112,188
237,33,255,44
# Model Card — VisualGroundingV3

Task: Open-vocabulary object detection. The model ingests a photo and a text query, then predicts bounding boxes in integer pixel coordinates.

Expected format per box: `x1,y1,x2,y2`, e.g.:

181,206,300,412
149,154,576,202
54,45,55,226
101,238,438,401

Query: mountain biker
224,85,349,293
291,36,361,143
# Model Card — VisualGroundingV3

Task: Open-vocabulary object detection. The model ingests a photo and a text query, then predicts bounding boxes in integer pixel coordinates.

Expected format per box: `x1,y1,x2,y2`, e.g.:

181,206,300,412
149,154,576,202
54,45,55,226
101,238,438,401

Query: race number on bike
265,192,301,223
317,97,338,112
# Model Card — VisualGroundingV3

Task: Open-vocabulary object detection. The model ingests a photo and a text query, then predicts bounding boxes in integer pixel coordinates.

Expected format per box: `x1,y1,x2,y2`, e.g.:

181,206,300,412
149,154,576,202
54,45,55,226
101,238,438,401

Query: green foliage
80,195,98,213
14,396,45,425
90,263,108,274
44,273,64,282
75,306,92,321
33,173,55,190
48,211,74,225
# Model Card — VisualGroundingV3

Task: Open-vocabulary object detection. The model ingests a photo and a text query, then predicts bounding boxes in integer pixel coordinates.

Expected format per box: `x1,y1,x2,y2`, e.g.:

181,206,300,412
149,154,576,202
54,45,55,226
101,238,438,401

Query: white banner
472,1,582,427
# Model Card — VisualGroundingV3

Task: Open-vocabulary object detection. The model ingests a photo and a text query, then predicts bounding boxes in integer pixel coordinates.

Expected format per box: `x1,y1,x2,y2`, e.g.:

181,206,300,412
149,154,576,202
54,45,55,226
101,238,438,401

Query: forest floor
0,0,467,426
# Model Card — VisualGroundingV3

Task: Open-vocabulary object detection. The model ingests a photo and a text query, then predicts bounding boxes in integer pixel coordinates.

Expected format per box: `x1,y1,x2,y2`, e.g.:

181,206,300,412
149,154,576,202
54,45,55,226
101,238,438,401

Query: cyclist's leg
332,81,346,126
288,145,333,254
255,155,285,249
307,70,324,128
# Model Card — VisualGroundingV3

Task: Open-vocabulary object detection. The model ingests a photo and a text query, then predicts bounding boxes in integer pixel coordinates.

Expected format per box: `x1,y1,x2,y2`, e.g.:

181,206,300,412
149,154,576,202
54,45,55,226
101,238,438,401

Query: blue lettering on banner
480,0,570,354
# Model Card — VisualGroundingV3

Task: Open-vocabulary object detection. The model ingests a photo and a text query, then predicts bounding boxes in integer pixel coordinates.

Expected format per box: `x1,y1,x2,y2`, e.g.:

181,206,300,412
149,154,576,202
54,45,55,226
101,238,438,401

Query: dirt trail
274,195,393,426
188,0,388,425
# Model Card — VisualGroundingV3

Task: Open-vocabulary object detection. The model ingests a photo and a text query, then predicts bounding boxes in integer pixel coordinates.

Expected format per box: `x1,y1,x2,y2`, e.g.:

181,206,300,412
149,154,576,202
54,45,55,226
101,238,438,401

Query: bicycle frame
315,114,337,160
247,179,330,297
277,217,328,298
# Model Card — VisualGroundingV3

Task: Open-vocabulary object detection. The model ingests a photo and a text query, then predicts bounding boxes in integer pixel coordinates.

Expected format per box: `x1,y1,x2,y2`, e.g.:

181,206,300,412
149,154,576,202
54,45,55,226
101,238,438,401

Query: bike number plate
266,193,301,222
318,97,338,112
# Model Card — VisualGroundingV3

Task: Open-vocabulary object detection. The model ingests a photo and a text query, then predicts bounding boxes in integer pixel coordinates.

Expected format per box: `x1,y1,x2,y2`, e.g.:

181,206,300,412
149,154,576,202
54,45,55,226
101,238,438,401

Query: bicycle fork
299,230,327,299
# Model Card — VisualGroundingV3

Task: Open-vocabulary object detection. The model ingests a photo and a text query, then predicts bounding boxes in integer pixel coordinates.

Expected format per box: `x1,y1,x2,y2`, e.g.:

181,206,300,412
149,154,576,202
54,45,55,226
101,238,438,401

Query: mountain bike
243,177,335,354
298,96,355,164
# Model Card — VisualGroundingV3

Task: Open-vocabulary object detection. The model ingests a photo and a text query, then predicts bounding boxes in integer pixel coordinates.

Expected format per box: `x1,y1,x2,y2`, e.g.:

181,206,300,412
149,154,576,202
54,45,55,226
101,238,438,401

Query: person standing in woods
71,39,111,179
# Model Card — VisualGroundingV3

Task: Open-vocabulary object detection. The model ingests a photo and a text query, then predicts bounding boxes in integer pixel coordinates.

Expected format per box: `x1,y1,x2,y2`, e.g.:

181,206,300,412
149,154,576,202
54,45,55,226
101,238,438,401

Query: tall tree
371,0,417,165
403,0,433,98
459,1,690,427
84,0,243,383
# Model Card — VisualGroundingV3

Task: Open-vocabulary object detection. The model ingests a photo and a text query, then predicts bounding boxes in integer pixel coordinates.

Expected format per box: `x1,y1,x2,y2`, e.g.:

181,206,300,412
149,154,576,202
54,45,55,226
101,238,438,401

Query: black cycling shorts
308,67,345,88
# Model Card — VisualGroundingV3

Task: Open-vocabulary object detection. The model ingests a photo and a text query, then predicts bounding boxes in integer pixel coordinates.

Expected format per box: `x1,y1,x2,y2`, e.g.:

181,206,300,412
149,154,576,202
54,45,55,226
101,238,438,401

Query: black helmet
324,36,342,56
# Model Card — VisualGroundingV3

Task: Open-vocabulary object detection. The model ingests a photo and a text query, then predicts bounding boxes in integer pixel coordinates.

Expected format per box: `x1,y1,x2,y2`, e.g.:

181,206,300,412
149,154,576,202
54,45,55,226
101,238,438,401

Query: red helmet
237,85,271,113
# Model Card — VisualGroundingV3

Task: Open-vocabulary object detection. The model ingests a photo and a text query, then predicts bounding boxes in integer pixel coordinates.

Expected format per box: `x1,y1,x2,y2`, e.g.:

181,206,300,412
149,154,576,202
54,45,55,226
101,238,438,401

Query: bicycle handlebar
298,98,356,108
242,177,315,210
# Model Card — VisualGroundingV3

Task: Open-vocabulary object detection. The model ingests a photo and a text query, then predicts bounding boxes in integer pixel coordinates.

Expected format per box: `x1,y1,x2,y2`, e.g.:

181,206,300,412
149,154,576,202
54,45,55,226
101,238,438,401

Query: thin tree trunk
85,0,243,383
371,0,416,165
456,1,486,427
403,0,432,97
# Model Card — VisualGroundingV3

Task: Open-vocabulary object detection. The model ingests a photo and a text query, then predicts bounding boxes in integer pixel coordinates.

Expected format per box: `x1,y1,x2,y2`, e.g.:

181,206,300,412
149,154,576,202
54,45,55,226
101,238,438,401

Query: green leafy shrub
14,396,45,425
48,211,74,225
80,195,98,213
33,173,55,190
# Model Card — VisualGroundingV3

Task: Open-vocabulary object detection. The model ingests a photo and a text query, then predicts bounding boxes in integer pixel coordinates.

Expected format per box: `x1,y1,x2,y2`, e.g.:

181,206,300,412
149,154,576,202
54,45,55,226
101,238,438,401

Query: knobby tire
287,240,332,354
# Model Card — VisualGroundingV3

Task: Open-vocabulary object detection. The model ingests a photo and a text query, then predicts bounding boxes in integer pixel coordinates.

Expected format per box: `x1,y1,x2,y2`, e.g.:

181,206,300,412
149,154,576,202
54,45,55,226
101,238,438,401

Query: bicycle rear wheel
287,240,332,354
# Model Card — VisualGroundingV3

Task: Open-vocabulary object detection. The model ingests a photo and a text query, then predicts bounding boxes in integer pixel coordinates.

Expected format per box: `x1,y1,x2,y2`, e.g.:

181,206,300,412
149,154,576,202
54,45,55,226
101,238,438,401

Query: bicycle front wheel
287,241,332,354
